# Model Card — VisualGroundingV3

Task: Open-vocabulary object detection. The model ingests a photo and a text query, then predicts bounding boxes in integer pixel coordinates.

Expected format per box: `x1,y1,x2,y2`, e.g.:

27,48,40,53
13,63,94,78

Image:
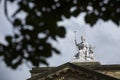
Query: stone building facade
27,62,120,80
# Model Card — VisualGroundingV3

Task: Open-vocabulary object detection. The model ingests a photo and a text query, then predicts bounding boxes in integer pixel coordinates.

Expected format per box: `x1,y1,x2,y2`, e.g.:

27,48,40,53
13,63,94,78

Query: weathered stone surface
71,62,101,66
27,62,120,80
98,70,120,79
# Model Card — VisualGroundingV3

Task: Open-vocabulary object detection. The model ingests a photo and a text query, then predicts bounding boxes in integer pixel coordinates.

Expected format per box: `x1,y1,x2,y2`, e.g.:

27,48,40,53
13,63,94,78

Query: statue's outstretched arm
75,39,77,46
73,31,78,46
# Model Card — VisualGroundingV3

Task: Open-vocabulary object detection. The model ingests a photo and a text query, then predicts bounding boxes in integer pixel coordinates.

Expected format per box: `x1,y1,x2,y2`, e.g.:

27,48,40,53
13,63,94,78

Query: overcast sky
0,1,120,80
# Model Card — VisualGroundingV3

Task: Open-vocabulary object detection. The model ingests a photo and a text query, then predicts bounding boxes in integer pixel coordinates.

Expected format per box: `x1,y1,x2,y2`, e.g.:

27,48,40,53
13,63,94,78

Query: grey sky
0,1,120,80
47,14,120,67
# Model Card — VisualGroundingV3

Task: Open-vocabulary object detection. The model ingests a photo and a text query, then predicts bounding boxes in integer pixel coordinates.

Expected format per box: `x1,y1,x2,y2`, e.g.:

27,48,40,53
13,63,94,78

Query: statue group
72,36,95,62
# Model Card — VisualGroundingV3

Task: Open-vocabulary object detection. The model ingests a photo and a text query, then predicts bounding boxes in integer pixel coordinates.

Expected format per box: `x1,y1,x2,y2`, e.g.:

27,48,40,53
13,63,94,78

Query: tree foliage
0,0,119,69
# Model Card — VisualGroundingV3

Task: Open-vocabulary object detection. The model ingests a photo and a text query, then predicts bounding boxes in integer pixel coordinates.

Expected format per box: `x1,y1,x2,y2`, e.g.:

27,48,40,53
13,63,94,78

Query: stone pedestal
70,62,101,66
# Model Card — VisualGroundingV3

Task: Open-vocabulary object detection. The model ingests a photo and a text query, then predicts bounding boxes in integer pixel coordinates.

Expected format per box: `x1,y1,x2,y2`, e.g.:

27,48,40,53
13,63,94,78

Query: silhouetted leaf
53,48,60,54
85,13,98,26
40,59,48,66
14,34,19,39
5,36,12,42
57,27,66,37
13,19,22,26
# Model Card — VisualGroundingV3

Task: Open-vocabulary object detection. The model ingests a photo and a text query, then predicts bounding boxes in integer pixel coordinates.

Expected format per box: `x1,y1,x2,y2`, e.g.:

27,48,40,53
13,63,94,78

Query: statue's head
81,36,86,42
89,45,92,49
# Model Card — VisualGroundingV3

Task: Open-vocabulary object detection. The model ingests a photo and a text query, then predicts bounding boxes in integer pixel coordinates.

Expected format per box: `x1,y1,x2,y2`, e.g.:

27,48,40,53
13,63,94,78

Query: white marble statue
71,34,95,62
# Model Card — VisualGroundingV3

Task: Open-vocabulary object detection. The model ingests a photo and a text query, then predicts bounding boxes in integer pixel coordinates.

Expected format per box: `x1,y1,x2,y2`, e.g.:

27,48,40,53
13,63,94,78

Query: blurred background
0,0,120,80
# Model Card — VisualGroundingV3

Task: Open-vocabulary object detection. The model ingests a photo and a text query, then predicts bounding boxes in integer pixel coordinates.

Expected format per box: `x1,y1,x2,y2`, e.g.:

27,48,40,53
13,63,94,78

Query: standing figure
74,36,89,61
